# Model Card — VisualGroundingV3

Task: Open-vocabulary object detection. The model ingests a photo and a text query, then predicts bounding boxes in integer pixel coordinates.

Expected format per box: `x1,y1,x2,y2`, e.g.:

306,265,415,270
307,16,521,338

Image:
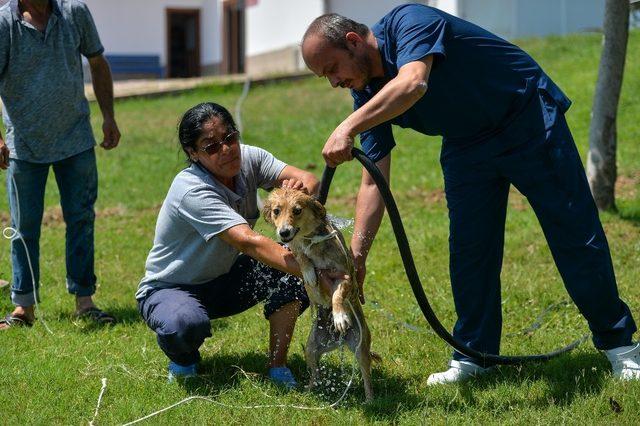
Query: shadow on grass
169,350,422,416
55,304,142,331
618,209,640,226
443,351,609,412
67,306,232,335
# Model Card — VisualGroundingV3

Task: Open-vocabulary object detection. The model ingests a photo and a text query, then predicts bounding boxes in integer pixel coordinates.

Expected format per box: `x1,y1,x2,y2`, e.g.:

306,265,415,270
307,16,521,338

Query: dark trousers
138,255,309,366
442,99,636,367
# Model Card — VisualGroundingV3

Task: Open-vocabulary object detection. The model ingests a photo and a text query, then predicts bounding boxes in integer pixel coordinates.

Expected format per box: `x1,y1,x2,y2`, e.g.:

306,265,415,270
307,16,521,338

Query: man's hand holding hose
322,123,355,167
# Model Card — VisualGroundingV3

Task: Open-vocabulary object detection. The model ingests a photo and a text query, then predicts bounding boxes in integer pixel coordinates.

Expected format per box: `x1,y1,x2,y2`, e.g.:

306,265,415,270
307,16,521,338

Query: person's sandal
0,313,34,329
76,307,116,325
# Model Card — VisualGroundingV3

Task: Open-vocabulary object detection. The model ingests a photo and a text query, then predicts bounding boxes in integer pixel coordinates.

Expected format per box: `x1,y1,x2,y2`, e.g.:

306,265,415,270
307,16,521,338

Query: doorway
223,1,245,74
166,9,201,78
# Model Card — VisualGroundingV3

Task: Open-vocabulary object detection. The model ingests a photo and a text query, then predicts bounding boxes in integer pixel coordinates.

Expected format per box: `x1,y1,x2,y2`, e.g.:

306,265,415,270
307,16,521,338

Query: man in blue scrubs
301,4,639,384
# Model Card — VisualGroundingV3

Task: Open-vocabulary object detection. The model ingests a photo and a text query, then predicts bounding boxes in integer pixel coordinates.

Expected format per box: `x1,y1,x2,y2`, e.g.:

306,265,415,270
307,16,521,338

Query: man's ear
345,31,362,48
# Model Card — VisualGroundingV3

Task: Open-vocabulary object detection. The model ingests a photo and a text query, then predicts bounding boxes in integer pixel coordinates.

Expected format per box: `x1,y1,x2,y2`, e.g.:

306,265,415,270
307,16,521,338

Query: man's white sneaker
605,343,640,380
427,360,491,385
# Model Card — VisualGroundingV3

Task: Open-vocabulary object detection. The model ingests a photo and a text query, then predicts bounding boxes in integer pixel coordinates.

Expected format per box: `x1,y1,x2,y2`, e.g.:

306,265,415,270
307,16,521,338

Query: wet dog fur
263,188,377,401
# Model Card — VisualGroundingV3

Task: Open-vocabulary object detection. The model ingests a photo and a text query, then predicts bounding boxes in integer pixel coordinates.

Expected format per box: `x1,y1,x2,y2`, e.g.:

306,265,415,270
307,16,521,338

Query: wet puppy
263,188,377,401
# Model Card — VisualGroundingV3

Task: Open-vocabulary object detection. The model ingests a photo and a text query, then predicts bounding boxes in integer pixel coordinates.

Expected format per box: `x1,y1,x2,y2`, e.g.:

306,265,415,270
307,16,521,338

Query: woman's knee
157,310,212,350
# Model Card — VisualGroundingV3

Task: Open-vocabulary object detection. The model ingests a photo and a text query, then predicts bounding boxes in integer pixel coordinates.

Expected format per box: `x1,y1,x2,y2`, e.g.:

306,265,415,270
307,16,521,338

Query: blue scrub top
353,4,572,162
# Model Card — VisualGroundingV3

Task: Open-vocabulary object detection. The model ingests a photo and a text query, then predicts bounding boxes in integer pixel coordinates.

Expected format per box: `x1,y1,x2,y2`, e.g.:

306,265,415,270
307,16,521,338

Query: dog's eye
273,208,280,216
293,207,302,216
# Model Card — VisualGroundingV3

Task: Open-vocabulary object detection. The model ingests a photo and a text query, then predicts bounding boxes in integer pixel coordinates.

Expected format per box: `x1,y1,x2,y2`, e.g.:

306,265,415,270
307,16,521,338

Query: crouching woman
136,102,318,386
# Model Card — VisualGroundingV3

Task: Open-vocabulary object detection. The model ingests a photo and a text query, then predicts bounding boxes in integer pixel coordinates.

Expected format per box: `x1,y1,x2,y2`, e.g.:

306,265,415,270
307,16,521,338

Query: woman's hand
277,166,319,196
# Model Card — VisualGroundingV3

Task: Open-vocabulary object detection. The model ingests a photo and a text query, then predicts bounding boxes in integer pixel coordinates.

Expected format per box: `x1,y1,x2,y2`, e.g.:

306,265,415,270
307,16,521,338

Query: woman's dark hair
178,102,237,163
303,13,370,50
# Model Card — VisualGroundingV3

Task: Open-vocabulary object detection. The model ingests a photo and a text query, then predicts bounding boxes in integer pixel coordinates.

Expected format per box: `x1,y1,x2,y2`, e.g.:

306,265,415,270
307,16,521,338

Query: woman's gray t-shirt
136,145,286,300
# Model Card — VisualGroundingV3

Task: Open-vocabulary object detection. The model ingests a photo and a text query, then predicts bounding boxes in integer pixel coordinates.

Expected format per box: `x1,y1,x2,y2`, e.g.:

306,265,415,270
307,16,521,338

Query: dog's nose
279,229,291,239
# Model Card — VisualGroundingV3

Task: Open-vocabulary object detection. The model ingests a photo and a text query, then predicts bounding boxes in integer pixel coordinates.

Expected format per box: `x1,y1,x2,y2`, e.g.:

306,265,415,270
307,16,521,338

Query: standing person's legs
439,156,510,368
2,158,50,327
52,149,106,317
504,116,636,350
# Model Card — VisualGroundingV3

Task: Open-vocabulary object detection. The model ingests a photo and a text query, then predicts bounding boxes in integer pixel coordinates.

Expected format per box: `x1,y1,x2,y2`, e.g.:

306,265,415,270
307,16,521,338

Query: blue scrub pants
441,95,636,367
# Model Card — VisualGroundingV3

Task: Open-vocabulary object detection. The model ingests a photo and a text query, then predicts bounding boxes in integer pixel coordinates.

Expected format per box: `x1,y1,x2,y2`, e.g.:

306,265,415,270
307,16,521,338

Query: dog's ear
262,196,274,225
309,198,326,220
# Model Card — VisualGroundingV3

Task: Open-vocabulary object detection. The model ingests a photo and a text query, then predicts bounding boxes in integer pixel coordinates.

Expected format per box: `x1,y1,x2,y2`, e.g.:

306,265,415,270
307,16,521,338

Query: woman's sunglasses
199,130,240,155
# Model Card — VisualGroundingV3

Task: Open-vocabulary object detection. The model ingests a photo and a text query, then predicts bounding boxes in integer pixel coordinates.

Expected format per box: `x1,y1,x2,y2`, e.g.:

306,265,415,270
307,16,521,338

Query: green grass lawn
0,31,639,425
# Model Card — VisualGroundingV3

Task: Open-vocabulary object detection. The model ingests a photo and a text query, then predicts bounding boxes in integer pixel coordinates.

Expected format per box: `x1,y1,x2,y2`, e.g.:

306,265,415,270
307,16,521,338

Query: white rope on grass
88,377,108,426
120,302,364,425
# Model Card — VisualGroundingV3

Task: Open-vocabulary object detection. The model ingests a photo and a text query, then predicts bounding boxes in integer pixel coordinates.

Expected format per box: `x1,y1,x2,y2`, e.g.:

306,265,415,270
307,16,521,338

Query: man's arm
276,165,319,195
323,56,433,167
88,54,121,150
350,154,391,301
219,224,302,278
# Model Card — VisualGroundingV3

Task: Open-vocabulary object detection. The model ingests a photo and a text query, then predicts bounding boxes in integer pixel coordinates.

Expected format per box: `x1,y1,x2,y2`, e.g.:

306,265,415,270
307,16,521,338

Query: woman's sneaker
268,366,298,389
427,360,492,385
605,343,640,380
168,361,197,383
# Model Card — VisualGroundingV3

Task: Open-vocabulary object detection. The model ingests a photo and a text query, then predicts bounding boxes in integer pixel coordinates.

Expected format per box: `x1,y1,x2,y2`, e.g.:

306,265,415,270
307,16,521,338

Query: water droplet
327,214,354,231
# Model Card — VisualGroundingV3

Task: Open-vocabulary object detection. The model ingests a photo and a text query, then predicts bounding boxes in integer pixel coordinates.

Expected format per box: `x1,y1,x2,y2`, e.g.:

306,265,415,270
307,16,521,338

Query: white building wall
201,0,222,66
514,0,563,38
83,0,222,70
246,0,431,58
456,0,514,39
246,0,324,56
515,0,604,38
431,0,458,16
456,0,604,40
556,0,605,35
326,0,417,26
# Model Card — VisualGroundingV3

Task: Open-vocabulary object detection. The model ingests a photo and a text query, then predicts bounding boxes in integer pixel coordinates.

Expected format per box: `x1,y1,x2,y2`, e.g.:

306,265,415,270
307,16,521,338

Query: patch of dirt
327,187,446,209
405,187,446,205
615,173,639,200
328,186,531,211
326,193,357,208
509,187,529,211
0,204,134,227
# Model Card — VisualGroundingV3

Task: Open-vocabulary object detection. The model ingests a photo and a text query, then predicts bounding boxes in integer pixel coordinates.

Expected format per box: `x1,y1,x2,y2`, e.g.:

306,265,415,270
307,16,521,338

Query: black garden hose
318,147,587,365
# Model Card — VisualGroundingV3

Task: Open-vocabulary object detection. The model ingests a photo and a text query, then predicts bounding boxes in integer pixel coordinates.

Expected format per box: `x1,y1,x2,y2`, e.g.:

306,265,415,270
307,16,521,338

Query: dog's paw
333,311,351,334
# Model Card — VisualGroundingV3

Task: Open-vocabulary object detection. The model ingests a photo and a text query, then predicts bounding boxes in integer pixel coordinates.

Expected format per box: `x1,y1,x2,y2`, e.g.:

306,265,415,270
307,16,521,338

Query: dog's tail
370,351,382,363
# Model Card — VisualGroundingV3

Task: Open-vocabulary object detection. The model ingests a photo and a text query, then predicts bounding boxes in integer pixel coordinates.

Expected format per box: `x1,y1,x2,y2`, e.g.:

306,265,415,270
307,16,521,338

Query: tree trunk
586,0,630,211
